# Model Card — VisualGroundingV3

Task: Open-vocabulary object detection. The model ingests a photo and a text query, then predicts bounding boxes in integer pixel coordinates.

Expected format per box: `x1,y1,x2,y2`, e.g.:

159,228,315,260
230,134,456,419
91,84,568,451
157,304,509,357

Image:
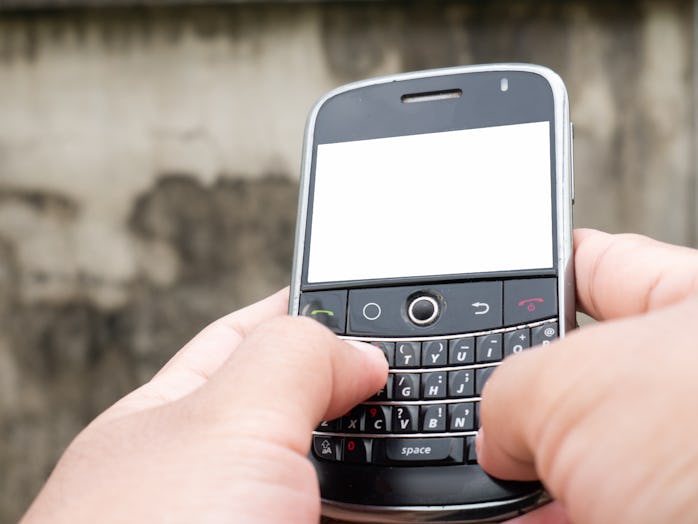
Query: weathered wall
0,1,695,521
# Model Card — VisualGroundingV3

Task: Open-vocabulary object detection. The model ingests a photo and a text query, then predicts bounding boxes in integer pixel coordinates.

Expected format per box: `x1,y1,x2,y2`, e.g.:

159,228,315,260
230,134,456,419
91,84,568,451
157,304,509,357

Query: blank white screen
307,121,553,283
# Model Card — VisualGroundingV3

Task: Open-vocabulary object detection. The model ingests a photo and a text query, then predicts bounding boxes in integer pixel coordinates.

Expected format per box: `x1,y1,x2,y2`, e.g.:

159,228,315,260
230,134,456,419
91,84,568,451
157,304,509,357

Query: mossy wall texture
0,1,695,521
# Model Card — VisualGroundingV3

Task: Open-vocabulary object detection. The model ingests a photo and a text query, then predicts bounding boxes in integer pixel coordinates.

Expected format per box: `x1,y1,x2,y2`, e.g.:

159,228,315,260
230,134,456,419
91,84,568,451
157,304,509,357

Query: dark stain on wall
0,188,79,220
130,174,297,282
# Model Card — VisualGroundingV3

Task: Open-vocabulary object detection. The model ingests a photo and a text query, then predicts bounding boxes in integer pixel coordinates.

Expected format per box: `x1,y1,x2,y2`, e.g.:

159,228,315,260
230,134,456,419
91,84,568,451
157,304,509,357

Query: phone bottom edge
321,490,550,523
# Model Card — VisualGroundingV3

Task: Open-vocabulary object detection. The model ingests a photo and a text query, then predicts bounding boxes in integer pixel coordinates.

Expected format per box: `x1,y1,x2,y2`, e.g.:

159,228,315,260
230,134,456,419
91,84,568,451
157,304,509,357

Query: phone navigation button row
346,281,502,336
300,278,559,335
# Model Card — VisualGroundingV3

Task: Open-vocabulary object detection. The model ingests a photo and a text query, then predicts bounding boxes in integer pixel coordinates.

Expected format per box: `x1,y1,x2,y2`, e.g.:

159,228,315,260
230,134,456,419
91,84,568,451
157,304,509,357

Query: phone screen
307,121,553,284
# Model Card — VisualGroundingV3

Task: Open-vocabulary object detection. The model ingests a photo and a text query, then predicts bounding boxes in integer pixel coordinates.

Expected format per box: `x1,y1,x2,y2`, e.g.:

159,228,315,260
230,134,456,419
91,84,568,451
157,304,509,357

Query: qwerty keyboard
313,319,558,465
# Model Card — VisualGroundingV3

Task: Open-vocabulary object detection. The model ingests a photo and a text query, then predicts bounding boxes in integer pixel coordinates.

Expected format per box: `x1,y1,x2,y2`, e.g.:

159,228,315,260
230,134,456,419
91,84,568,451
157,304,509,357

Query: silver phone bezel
288,63,574,523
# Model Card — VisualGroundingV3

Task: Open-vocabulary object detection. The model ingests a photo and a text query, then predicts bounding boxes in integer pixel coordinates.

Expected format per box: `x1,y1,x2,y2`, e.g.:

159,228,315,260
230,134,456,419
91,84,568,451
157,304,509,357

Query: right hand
478,229,698,524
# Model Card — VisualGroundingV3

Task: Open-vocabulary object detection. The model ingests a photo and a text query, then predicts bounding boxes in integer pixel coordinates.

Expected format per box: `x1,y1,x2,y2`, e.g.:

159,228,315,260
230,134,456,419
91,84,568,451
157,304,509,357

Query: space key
383,437,464,464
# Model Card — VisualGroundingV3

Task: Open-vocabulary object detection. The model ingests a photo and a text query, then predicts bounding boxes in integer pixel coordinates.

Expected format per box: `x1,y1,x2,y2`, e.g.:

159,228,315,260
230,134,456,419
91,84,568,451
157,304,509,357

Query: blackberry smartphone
289,64,575,523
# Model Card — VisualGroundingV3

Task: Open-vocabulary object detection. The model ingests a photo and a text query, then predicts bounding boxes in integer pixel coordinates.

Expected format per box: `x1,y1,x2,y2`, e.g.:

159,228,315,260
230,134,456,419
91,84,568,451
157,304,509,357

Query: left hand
21,288,388,524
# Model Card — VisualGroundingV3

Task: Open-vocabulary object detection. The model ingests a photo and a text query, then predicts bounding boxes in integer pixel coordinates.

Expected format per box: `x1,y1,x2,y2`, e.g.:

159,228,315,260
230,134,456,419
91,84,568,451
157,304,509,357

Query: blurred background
0,0,695,521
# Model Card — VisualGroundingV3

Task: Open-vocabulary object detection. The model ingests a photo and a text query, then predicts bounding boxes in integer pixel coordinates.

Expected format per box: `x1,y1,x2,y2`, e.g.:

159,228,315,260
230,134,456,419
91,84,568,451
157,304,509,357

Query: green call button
299,290,347,334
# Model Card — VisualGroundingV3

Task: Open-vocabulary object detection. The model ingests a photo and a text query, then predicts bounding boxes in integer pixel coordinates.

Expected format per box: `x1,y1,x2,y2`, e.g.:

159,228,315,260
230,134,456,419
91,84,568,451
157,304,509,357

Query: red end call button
503,278,558,326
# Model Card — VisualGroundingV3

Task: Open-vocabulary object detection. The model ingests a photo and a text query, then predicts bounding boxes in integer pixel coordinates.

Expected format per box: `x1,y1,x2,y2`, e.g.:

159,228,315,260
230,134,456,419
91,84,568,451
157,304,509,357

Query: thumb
184,315,388,454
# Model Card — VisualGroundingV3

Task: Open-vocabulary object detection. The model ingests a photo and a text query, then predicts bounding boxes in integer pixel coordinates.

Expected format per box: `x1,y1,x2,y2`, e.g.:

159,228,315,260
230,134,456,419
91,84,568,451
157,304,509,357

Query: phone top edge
302,64,567,149
310,63,566,113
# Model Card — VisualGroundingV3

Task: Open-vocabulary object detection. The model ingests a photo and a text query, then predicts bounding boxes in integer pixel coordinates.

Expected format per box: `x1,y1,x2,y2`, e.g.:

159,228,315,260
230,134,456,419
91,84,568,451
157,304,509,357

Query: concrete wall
0,1,695,521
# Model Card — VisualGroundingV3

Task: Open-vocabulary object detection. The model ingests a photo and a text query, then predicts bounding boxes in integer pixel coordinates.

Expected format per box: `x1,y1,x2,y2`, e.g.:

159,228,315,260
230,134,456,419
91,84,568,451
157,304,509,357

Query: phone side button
377,437,464,465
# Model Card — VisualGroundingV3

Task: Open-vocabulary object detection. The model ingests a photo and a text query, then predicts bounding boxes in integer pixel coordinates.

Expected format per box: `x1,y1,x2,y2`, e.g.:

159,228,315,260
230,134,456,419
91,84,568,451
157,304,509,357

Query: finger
574,229,698,320
190,315,389,454
102,289,289,420
477,297,698,492
505,502,570,524
476,318,620,482
154,287,290,383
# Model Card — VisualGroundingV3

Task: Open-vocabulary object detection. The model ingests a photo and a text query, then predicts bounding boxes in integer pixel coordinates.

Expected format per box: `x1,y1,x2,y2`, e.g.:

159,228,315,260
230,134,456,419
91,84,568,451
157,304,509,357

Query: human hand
21,288,388,524
478,229,698,524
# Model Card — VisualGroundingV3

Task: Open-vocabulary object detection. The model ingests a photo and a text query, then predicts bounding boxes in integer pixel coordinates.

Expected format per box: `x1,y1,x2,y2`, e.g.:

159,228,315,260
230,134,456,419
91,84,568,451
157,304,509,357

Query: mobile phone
289,64,575,523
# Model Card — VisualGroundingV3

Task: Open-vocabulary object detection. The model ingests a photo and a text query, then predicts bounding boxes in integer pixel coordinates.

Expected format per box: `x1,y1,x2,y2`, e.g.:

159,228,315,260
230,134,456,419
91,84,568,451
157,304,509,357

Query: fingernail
347,340,382,354
346,340,387,362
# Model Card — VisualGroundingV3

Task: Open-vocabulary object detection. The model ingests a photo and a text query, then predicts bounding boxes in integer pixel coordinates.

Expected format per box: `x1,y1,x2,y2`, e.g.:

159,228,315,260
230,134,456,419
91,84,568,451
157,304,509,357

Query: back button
440,281,503,333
